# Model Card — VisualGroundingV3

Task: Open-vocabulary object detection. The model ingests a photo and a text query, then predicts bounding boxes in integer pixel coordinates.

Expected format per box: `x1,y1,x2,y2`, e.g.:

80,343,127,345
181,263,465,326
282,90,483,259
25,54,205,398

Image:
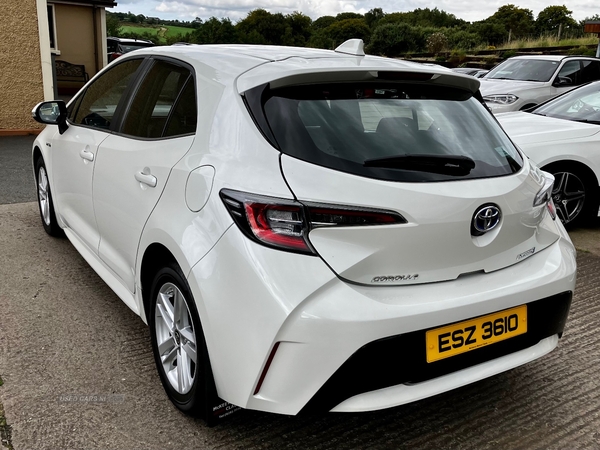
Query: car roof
509,55,598,62
126,42,481,95
108,37,154,44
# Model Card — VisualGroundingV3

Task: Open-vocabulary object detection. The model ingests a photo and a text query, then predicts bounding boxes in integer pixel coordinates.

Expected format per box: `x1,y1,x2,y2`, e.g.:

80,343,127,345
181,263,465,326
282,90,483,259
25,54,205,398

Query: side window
581,61,600,83
163,78,197,137
73,59,142,130
120,60,193,138
557,61,582,86
67,94,84,122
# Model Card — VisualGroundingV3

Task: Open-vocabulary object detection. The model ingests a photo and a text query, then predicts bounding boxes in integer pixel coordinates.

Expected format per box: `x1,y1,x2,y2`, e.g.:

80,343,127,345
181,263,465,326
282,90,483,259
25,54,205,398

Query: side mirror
553,76,572,87
32,100,68,134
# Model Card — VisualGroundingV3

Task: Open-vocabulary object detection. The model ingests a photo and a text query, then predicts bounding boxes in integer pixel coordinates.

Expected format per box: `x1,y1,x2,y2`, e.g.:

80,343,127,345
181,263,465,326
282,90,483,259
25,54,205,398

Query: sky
112,0,600,23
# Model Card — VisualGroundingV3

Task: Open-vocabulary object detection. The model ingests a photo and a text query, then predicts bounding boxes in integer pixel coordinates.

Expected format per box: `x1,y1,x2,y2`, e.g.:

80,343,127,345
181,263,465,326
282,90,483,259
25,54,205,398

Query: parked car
480,55,600,113
452,67,488,78
498,80,600,227
107,37,154,62
31,40,576,423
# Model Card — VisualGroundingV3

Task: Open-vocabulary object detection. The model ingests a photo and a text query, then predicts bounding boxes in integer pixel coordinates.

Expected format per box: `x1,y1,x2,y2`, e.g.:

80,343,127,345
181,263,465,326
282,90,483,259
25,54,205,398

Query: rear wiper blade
363,154,476,176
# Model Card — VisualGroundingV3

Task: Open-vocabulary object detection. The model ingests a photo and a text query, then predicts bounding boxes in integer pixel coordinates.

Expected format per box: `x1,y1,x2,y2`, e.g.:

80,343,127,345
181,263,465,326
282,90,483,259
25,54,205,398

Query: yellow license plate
426,305,527,363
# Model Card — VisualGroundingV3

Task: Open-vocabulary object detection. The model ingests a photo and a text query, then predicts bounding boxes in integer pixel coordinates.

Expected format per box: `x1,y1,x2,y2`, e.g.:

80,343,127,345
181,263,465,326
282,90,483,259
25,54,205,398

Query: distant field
119,24,194,43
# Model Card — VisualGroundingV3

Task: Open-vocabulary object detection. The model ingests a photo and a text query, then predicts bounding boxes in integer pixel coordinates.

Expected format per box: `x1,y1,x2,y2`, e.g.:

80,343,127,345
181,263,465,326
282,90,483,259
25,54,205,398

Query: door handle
135,171,157,188
79,149,94,161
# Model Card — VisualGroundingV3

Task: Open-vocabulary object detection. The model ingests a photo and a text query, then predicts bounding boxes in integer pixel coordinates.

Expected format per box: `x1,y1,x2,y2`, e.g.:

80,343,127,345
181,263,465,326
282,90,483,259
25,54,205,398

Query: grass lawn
119,24,194,43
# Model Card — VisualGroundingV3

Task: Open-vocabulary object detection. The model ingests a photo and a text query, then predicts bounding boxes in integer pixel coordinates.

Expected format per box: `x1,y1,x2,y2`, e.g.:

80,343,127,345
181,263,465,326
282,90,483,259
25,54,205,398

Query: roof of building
48,0,117,7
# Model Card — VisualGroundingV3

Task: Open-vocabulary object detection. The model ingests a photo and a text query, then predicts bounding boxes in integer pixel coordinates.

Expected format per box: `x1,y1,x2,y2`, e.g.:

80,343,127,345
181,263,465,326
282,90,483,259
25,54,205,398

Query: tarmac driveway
1,136,600,449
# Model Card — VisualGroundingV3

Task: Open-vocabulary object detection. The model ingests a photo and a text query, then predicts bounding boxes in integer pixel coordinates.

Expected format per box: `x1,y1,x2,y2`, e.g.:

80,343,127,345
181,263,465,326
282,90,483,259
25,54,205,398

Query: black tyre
544,162,598,228
34,157,64,237
148,263,219,421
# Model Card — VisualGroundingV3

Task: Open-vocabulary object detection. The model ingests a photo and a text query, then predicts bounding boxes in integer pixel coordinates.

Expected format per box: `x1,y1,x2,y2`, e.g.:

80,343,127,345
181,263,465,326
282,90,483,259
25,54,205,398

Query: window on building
47,4,58,50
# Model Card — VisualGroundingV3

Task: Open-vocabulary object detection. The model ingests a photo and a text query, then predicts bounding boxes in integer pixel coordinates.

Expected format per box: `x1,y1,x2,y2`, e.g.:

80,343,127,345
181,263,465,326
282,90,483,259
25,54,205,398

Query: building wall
0,0,45,131
54,3,97,92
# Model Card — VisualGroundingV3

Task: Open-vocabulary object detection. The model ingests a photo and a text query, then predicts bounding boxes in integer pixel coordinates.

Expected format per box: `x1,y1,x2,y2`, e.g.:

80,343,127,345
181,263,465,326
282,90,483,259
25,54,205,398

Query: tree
470,20,509,46
365,8,384,29
285,11,312,46
536,5,579,36
190,17,238,44
311,16,336,31
236,9,288,45
106,12,122,37
427,32,447,54
368,22,425,56
447,30,480,50
321,18,371,47
488,4,534,39
335,12,364,21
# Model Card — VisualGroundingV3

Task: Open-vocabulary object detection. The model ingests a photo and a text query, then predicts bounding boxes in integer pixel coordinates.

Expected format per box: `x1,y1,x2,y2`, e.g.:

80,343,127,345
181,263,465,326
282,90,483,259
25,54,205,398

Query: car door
550,60,585,100
92,58,197,293
51,58,144,253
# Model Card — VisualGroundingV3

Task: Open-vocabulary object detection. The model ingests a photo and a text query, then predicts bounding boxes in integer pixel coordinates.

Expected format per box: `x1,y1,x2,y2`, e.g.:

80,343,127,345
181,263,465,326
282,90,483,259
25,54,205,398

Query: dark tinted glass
163,79,197,137
581,61,600,83
67,94,84,121
259,83,523,182
121,60,191,138
73,59,142,130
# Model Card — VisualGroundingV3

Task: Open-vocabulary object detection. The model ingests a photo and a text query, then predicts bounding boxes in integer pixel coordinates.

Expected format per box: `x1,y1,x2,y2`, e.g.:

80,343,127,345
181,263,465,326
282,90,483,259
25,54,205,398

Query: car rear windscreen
247,82,523,182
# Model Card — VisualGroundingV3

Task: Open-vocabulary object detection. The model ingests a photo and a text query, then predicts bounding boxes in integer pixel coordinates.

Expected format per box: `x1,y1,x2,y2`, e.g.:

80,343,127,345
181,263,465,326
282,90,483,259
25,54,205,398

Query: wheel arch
542,159,600,226
542,159,599,188
140,242,179,323
33,145,43,165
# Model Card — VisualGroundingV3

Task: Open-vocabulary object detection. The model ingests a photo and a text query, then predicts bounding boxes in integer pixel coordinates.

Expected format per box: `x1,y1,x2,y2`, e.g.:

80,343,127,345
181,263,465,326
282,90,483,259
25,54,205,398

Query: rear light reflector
547,199,557,220
254,342,280,395
220,189,406,255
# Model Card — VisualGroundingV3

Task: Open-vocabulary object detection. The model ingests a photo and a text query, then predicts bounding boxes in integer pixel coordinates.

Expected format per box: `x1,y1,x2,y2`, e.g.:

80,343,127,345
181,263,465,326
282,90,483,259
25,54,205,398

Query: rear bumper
302,292,571,413
188,226,576,415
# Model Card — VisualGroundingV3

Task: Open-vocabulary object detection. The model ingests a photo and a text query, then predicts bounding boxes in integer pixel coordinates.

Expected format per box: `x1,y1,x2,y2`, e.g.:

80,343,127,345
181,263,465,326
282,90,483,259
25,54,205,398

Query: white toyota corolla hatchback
32,40,576,423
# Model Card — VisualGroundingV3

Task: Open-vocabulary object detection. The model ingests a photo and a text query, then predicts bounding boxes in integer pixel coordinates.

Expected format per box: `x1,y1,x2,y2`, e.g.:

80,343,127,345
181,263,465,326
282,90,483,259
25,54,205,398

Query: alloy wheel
38,166,51,226
551,171,585,225
154,282,197,395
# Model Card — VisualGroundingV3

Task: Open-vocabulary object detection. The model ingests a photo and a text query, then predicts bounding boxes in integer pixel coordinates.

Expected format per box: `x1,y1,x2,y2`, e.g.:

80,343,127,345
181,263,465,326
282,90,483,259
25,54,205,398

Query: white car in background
31,40,576,423
498,80,600,227
480,55,600,113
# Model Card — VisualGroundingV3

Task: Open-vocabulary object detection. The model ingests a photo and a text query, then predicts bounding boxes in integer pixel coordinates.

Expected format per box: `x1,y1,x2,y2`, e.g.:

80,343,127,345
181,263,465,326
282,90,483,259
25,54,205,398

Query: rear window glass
254,83,523,182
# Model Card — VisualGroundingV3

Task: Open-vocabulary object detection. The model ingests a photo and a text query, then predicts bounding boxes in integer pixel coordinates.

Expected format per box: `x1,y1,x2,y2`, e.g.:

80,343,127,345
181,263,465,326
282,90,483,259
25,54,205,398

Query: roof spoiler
335,39,365,57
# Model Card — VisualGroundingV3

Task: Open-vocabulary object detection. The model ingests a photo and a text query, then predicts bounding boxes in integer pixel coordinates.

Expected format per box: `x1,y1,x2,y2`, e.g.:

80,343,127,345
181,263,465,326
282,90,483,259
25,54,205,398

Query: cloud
115,0,600,23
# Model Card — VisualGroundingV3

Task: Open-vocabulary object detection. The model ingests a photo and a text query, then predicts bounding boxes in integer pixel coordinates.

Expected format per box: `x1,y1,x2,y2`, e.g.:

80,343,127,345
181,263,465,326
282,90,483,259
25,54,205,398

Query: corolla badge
372,274,419,283
473,205,501,233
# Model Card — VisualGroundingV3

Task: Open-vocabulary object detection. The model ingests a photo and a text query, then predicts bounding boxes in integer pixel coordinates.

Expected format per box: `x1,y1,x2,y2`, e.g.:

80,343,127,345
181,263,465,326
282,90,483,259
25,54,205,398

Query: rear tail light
533,171,556,221
547,198,557,220
220,189,406,255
